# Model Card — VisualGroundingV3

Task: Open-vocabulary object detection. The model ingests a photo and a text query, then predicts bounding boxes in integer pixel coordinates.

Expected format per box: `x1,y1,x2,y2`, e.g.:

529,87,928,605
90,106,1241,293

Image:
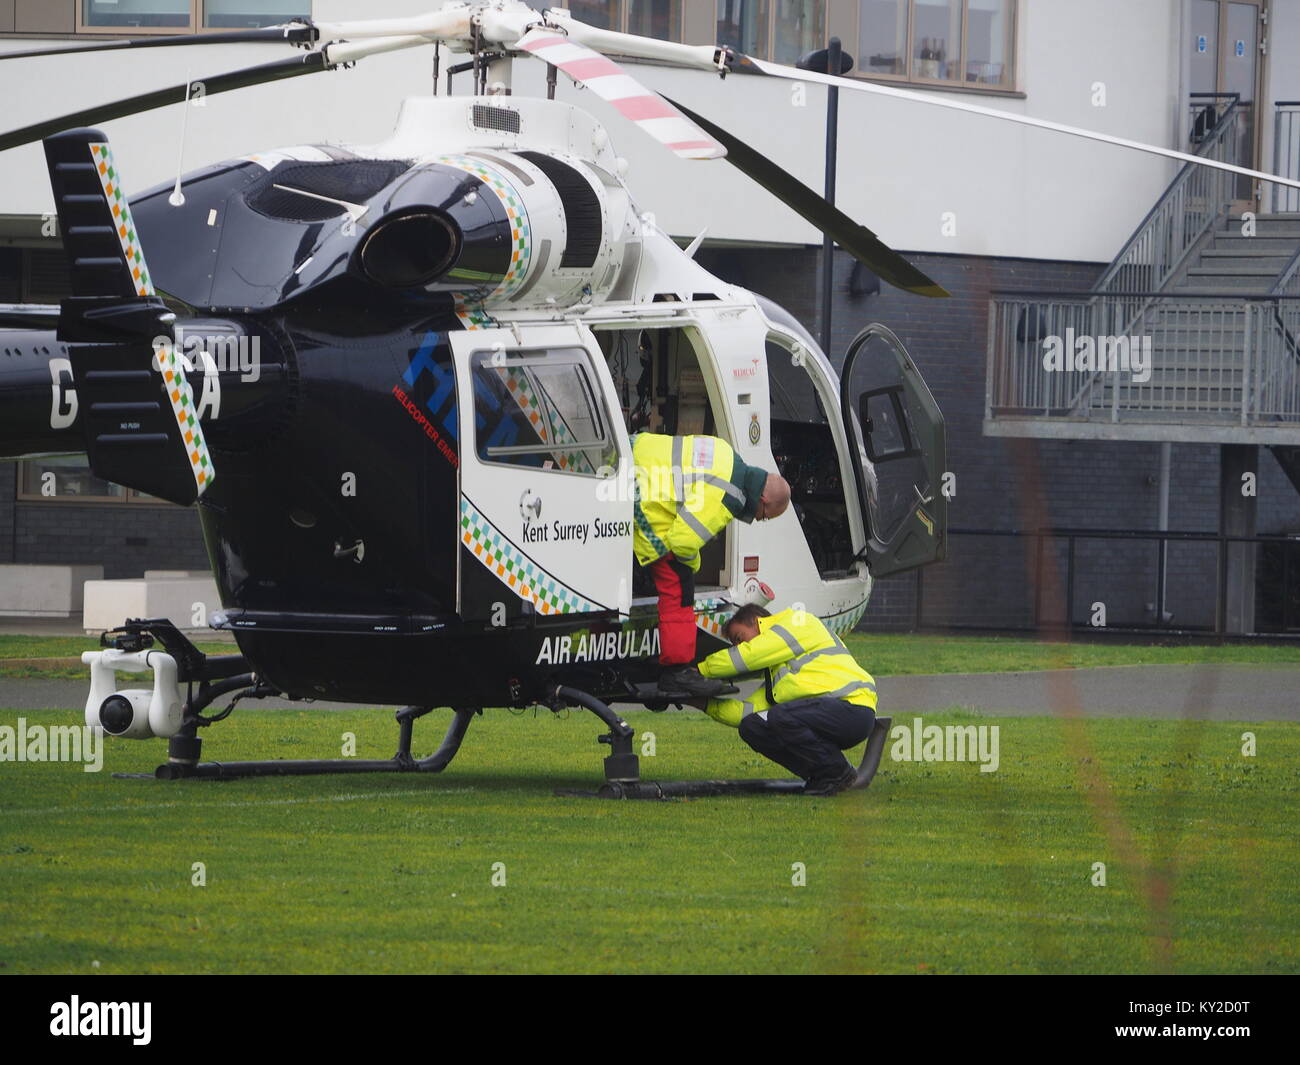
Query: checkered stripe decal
822,600,869,636
91,142,213,496
694,597,732,638
694,598,869,639
455,304,498,330
90,142,153,297
434,153,531,327
154,338,214,493
460,496,598,614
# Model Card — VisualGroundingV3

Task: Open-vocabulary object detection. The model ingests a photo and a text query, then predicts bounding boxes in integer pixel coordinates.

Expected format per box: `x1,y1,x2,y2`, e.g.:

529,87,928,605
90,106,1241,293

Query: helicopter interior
593,322,855,598
595,324,729,595
764,334,856,580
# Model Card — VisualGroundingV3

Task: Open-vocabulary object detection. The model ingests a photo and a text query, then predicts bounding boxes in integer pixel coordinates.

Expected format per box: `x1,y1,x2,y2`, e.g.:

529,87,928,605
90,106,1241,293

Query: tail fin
44,128,214,504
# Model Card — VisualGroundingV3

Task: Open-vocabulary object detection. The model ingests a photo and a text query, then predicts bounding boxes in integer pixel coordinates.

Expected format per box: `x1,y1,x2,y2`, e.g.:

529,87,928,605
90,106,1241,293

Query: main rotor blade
738,56,1300,192
0,33,430,155
517,29,724,160
0,53,326,154
667,99,947,298
0,23,317,62
545,11,1300,192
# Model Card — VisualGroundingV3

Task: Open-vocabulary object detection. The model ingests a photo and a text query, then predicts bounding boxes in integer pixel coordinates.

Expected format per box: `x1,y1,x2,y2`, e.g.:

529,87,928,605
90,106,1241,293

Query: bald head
755,473,791,521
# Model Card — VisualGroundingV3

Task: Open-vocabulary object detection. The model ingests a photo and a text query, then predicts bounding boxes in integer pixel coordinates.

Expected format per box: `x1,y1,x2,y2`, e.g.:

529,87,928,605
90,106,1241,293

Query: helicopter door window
861,388,921,463
840,325,947,576
472,349,618,476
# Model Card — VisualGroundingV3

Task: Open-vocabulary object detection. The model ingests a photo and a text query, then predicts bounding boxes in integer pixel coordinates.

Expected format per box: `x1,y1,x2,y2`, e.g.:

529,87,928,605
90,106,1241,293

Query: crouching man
693,604,878,795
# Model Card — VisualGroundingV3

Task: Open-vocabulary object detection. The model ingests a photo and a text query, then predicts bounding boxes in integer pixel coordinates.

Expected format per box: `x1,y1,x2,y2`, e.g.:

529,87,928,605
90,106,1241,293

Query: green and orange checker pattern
90,142,154,298
494,366,594,474
694,597,733,639
460,496,598,615
155,339,214,495
91,142,213,498
694,598,867,639
454,303,498,330
435,153,532,328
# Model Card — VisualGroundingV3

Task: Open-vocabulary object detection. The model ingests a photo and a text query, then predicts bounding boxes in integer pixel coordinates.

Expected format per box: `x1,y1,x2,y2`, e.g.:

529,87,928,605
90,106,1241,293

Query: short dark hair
724,603,770,637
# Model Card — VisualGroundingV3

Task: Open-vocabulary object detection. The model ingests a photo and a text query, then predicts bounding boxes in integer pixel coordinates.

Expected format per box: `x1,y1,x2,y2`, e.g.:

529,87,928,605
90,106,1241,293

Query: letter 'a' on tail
43,128,214,504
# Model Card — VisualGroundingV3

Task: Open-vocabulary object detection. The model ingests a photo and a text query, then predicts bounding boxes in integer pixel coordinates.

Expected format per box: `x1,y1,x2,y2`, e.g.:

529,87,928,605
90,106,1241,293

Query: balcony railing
987,292,1300,428
1271,102,1300,213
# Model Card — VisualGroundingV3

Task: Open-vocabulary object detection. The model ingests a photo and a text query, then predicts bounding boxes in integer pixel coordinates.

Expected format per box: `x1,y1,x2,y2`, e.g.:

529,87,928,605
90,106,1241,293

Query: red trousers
648,555,697,665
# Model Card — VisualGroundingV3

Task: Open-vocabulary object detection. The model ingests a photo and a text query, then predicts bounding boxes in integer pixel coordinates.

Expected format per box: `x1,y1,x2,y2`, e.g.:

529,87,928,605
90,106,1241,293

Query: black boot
657,666,727,697
803,763,858,796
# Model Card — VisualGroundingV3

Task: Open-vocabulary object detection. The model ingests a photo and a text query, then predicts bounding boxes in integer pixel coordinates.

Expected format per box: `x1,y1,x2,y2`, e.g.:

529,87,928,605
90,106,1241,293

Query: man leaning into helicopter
631,432,791,696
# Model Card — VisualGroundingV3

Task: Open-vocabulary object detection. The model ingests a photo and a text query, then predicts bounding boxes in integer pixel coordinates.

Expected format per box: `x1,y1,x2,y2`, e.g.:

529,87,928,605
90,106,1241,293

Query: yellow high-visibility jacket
697,608,877,727
632,433,768,573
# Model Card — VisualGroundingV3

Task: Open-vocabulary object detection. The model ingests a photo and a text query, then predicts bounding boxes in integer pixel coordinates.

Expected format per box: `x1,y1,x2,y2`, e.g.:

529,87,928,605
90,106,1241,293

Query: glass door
1189,0,1266,207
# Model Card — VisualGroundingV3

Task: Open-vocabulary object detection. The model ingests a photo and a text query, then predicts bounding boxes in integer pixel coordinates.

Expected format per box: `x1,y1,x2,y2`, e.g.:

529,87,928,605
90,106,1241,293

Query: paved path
876,664,1299,721
3,664,1296,720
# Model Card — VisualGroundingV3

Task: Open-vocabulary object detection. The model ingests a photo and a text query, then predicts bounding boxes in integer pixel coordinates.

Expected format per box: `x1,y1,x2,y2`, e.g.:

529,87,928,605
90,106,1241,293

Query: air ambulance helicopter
0,2,1295,797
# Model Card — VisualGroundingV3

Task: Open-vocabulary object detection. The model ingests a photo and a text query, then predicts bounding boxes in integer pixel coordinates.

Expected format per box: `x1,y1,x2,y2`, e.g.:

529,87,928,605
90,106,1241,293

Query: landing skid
132,705,477,781
116,667,889,799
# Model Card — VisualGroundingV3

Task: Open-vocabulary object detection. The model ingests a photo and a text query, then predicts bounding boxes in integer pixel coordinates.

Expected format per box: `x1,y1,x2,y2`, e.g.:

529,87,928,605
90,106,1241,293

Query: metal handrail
1093,93,1240,298
1271,244,1300,296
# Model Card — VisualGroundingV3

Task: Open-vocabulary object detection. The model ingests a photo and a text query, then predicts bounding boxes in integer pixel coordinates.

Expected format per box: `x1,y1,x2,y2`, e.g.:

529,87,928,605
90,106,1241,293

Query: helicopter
1,2,1297,797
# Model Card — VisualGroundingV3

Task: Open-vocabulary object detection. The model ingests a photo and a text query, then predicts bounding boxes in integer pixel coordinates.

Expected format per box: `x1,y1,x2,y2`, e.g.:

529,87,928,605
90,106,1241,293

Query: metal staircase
986,97,1300,444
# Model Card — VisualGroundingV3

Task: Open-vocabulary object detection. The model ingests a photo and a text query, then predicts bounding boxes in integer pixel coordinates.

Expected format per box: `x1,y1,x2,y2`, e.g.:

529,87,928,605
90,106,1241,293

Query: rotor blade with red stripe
517,29,724,160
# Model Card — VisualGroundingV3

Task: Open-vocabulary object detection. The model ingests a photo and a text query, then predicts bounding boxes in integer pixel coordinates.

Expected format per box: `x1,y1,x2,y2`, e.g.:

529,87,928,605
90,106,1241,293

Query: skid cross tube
152,706,476,780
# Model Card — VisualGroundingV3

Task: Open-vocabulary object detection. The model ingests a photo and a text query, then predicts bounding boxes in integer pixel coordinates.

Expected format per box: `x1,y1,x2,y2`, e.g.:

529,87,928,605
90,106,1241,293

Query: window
78,1,309,32
472,350,617,476
18,457,162,504
857,0,1016,90
204,1,309,28
565,1,683,39
82,1,190,28
717,1,825,63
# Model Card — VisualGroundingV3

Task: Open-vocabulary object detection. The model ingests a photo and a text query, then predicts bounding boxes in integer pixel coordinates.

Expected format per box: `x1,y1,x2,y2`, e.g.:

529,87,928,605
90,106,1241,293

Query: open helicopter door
450,325,633,622
840,324,948,577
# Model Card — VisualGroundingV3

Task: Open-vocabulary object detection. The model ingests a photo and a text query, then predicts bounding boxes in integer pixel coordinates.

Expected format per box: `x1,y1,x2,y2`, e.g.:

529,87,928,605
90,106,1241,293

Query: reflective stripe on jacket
631,433,765,573
697,608,877,727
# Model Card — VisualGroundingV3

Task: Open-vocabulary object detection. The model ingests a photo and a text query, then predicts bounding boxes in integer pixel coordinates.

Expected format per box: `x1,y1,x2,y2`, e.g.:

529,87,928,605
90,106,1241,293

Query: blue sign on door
1197,35,1207,53
1236,39,1246,57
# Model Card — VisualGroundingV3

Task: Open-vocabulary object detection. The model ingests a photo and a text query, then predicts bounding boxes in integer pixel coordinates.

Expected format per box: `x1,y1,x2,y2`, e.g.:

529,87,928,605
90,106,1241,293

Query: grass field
1,703,1295,974
5,630,1300,679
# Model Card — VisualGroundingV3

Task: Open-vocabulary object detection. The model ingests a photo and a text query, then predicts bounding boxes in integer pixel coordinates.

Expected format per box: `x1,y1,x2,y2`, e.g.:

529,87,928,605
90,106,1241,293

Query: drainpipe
1157,442,1171,623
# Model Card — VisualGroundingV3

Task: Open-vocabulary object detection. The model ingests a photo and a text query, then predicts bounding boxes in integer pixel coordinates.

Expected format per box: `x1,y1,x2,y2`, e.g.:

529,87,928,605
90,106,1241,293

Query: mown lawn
4,631,1300,679
841,632,1300,675
0,705,1294,974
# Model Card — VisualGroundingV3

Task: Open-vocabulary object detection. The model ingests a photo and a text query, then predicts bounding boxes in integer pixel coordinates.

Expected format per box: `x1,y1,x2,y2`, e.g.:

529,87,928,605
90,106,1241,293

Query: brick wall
699,246,1300,633
3,242,1297,626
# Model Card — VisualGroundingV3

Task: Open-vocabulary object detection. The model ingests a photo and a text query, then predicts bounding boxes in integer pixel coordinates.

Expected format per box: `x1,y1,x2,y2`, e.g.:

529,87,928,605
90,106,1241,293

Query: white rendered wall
0,0,1221,264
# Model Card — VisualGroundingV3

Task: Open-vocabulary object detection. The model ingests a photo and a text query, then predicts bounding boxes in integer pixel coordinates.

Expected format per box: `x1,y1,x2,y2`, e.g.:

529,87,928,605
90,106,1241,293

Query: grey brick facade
4,245,1298,629
700,246,1300,633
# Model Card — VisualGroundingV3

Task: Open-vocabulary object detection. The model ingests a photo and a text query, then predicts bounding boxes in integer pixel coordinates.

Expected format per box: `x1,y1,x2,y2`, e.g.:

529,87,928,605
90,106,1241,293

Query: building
1,0,1298,633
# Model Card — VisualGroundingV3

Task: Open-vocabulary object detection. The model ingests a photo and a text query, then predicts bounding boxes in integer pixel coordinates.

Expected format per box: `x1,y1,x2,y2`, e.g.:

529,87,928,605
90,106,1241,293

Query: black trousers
738,696,876,783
